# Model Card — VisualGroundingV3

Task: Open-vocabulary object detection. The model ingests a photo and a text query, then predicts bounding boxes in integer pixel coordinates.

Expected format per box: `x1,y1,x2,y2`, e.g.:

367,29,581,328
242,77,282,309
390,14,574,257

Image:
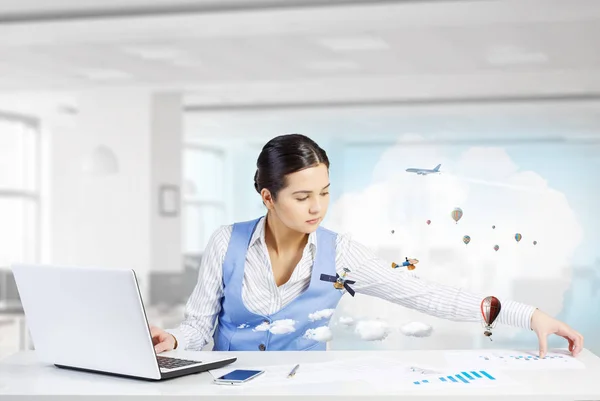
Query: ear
260,188,275,209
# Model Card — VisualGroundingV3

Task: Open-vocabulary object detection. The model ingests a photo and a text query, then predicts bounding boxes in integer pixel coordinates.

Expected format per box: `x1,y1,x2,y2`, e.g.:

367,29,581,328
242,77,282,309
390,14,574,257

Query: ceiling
0,0,409,19
0,0,599,107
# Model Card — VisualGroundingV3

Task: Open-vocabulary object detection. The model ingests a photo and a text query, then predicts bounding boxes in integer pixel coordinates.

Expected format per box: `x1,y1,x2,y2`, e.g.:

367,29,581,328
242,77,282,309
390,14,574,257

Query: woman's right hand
150,325,177,354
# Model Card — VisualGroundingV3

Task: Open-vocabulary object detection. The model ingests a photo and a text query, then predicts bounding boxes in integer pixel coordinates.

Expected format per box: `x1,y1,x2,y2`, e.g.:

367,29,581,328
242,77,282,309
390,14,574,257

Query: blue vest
213,217,343,351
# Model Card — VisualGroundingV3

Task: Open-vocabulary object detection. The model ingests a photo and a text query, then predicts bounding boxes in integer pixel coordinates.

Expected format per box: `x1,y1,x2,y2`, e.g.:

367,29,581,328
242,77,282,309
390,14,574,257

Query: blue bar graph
461,371,474,380
413,370,498,386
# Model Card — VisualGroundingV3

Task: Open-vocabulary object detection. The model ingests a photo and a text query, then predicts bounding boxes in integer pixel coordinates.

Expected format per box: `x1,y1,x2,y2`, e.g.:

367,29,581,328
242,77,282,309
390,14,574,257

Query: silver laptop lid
11,264,161,380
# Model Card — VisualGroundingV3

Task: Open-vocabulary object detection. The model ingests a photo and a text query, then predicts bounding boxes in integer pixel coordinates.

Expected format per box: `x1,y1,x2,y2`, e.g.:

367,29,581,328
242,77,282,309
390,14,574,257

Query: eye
296,197,309,202
321,192,330,196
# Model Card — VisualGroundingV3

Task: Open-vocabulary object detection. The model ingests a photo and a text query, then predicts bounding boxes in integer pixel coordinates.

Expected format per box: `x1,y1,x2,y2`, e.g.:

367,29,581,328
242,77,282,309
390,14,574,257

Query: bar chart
412,370,496,386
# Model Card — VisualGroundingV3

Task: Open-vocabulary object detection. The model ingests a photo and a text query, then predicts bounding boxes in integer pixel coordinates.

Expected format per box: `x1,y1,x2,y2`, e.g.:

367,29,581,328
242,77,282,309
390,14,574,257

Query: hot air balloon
463,235,471,245
493,245,499,252
492,225,496,229
391,230,395,234
533,240,537,245
451,207,463,224
426,219,431,225
515,233,522,243
481,296,501,340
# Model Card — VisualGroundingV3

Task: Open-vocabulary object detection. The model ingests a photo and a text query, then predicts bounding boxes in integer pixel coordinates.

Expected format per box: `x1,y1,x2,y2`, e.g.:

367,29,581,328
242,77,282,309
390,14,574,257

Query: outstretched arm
335,234,534,329
335,234,584,357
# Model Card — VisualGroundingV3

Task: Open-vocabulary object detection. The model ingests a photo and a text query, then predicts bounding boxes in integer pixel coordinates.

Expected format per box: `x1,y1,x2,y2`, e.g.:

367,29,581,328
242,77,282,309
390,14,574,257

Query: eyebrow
292,183,330,195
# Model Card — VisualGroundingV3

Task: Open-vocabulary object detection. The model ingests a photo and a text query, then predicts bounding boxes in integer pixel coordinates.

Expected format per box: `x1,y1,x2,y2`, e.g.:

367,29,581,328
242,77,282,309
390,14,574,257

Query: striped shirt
168,216,536,350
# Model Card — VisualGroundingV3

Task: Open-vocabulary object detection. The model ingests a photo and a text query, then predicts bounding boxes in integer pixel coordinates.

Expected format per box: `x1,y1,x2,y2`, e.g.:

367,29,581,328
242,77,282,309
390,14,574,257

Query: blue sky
325,139,599,266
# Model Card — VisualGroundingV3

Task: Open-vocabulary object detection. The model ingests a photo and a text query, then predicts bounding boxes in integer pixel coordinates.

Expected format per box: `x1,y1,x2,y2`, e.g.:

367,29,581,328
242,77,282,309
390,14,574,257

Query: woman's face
267,163,330,234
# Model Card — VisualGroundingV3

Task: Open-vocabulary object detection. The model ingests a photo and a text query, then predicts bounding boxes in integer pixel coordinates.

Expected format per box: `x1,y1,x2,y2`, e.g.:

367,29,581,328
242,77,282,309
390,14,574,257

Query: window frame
182,143,229,256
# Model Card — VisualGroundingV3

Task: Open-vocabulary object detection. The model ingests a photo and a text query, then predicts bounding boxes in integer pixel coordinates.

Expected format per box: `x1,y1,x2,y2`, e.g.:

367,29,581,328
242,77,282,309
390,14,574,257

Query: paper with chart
208,356,513,389
407,367,516,390
444,349,585,370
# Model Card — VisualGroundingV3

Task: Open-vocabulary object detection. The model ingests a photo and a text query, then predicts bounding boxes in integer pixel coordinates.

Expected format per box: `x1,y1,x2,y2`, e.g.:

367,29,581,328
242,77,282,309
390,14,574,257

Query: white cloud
355,320,391,341
269,319,297,334
401,321,433,337
304,326,333,342
254,319,297,335
253,322,270,332
326,136,583,345
309,309,336,321
338,316,355,326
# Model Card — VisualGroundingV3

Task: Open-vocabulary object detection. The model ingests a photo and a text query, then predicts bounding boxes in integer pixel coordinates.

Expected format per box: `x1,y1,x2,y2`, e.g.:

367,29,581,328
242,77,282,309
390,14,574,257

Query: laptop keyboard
157,356,201,370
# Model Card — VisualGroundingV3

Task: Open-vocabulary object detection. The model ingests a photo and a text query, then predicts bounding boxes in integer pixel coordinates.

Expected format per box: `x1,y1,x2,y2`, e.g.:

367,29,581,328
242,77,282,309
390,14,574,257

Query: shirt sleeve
335,234,536,330
166,225,232,350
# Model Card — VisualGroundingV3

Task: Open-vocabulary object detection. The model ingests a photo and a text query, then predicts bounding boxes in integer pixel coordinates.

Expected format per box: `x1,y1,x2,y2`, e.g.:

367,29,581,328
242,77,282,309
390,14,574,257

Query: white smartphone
213,369,265,385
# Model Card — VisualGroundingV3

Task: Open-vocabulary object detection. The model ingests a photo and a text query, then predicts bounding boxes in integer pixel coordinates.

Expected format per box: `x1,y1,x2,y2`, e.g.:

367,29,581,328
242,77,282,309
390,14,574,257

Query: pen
287,364,300,378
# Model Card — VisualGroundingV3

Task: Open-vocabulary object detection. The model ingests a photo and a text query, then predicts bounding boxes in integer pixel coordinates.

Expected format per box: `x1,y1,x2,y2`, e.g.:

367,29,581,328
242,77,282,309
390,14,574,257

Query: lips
306,218,320,224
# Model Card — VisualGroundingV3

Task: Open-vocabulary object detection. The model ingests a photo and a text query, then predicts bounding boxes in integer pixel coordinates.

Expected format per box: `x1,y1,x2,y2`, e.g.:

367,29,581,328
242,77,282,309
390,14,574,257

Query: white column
150,93,183,275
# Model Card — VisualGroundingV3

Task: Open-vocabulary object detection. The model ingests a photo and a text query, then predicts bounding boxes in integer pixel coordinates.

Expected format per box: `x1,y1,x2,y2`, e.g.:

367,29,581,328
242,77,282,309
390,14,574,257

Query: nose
309,199,321,214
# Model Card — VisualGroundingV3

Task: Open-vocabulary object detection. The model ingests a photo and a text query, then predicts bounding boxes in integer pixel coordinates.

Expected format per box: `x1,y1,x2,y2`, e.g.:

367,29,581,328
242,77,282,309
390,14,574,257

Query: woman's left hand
530,309,584,358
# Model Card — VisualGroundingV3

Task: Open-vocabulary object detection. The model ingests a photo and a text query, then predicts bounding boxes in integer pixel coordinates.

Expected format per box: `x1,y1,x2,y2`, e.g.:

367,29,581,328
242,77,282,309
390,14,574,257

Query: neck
264,211,308,256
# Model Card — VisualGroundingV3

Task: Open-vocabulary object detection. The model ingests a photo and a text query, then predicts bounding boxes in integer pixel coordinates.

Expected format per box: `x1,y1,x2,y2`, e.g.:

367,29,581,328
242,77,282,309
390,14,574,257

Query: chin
302,222,321,234
304,226,319,234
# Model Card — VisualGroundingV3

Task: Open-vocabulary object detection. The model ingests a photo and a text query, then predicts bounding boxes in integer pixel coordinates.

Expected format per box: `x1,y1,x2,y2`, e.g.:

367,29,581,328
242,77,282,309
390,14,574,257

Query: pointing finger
538,331,548,359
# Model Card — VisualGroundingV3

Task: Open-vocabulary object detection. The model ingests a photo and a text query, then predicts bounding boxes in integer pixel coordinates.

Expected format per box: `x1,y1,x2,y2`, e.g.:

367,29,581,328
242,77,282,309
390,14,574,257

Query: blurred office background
1,0,599,359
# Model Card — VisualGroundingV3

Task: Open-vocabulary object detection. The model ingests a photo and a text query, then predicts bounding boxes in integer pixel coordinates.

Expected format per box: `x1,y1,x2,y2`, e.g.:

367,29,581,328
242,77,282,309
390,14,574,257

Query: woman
152,134,583,357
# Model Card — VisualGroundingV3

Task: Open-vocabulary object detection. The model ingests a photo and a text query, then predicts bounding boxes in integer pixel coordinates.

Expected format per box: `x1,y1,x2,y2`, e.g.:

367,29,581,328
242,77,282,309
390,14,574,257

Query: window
182,146,227,255
0,113,40,266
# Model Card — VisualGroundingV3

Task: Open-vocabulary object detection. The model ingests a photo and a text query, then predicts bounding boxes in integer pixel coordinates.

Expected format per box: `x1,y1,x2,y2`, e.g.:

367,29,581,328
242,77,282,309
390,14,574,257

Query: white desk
1,348,600,400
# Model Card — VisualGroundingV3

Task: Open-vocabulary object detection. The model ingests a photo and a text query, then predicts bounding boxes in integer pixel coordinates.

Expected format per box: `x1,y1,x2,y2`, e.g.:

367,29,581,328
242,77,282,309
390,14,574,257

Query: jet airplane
405,164,441,175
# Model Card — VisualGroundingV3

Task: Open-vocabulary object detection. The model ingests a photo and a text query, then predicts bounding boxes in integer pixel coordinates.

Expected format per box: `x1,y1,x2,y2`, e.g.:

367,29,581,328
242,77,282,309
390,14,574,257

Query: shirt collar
250,215,318,254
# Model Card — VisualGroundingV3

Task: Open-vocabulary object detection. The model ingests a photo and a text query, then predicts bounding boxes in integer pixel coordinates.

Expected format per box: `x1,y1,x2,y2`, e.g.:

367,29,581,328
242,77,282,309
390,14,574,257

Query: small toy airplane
392,257,419,271
320,267,356,297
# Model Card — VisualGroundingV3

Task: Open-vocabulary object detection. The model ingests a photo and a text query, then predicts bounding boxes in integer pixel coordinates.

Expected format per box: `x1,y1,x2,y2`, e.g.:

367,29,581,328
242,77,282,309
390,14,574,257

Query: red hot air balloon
426,219,431,225
481,296,501,340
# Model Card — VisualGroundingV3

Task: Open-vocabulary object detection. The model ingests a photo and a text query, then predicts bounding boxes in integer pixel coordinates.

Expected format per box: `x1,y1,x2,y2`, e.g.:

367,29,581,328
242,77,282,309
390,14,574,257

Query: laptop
10,263,236,381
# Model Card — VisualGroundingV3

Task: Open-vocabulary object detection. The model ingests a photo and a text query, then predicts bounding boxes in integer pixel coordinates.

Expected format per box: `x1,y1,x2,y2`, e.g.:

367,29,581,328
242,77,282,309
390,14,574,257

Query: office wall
49,91,151,277
185,103,600,355
0,91,183,300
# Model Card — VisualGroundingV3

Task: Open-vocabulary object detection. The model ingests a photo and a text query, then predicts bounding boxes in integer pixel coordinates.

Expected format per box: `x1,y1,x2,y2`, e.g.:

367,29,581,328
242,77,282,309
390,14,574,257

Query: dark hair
254,134,329,200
